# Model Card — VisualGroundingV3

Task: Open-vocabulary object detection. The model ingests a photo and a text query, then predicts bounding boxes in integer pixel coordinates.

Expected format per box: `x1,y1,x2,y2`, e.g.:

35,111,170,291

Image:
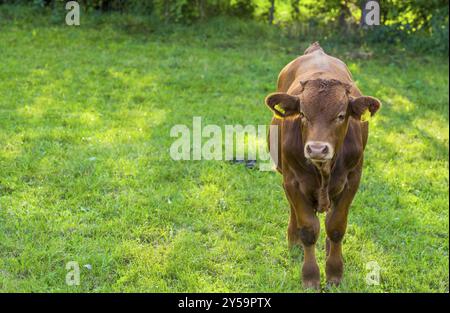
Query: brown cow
265,42,381,289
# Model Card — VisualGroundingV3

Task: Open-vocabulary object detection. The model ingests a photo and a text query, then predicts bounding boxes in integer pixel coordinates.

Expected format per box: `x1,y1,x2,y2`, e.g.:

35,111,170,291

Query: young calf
265,42,381,289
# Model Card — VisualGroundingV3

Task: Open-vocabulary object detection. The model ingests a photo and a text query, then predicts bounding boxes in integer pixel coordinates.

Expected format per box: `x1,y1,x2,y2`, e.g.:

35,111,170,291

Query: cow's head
265,79,381,163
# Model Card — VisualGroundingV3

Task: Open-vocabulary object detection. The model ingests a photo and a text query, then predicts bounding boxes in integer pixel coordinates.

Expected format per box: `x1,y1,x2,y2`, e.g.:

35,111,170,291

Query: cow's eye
336,113,346,122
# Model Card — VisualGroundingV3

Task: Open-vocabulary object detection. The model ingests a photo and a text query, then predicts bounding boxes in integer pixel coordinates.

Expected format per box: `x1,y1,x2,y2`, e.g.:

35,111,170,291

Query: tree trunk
198,0,206,20
269,0,275,24
164,0,170,23
338,0,351,32
291,0,300,21
360,0,367,26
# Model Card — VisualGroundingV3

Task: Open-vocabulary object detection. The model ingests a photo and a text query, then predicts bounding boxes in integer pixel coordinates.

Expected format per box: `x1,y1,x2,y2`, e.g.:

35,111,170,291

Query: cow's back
277,47,356,95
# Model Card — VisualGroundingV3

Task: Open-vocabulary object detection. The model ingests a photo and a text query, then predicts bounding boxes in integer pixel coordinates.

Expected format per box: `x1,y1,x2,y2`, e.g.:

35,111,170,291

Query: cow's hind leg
287,205,301,249
284,180,320,289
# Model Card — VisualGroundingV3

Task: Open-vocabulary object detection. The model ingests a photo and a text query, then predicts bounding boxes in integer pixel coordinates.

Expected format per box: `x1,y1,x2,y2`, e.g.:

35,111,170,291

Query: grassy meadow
0,7,448,292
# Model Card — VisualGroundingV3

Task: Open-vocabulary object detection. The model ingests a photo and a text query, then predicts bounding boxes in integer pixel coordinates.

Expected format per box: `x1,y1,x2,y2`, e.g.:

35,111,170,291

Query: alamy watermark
365,261,381,286
65,261,80,286
169,117,278,171
65,261,93,286
65,1,80,26
361,0,380,26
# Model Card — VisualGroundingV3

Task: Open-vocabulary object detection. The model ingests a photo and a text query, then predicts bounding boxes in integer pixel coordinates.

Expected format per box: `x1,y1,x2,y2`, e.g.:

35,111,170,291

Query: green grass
0,7,448,292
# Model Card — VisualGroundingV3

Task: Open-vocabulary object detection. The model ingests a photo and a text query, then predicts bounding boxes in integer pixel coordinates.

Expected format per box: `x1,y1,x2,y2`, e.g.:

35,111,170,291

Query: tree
338,0,352,32
268,0,275,24
291,0,300,21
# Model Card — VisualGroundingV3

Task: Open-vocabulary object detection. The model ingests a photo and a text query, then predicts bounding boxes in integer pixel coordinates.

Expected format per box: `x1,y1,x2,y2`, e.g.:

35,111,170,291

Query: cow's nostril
305,142,332,159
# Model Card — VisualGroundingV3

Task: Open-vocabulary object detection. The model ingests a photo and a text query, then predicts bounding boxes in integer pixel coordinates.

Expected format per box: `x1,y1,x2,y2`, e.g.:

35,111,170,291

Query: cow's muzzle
304,141,334,161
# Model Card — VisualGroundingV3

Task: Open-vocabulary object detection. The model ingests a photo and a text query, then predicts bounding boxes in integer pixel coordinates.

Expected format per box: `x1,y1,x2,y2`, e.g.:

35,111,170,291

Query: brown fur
265,42,381,289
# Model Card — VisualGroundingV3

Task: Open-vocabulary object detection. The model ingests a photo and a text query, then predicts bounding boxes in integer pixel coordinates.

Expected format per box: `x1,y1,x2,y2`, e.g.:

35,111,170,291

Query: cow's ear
349,96,381,120
265,92,300,118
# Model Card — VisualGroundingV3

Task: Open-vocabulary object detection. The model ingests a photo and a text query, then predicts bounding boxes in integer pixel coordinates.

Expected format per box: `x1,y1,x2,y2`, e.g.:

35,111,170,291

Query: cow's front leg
325,209,347,286
283,179,320,289
325,169,361,286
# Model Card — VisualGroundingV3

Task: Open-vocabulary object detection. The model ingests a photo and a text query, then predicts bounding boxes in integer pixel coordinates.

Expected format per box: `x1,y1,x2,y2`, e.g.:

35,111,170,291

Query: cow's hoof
326,257,343,286
326,277,342,287
303,279,321,290
302,262,320,290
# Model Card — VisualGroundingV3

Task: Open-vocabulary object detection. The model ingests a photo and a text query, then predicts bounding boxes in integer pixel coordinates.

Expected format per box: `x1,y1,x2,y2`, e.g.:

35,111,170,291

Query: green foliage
0,8,448,292
1,0,447,54
148,0,255,23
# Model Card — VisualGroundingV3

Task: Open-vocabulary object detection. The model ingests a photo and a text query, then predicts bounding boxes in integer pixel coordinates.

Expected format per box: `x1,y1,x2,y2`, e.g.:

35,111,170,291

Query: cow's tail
304,42,323,55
